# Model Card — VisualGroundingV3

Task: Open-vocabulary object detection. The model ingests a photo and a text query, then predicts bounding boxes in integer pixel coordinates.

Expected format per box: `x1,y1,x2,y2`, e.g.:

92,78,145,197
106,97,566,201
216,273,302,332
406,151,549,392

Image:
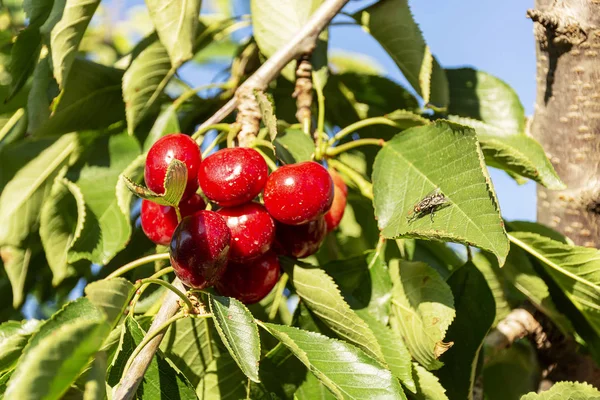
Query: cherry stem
138,278,194,312
325,138,385,157
251,138,275,150
314,77,326,160
302,117,311,135
106,253,170,279
174,206,182,223
268,273,289,321
253,147,278,171
130,267,175,313
192,123,230,142
226,123,241,148
201,130,228,158
327,117,399,146
327,159,373,200
173,82,233,110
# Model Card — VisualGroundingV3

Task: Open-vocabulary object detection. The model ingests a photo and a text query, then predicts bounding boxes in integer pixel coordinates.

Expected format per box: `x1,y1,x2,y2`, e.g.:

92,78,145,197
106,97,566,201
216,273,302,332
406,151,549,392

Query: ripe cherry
145,133,201,200
274,217,327,258
324,185,347,232
215,250,281,304
263,161,334,225
329,168,348,197
217,202,275,262
198,147,268,207
170,210,230,289
141,194,206,246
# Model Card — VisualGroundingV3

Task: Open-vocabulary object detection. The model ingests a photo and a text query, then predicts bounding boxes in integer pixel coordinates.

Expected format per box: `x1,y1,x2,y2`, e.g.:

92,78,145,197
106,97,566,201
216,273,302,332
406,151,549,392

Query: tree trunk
530,0,600,248
528,0,600,388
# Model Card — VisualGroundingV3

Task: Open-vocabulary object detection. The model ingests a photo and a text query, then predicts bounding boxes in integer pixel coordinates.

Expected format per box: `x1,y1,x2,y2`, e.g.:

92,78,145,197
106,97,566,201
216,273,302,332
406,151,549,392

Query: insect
407,188,450,224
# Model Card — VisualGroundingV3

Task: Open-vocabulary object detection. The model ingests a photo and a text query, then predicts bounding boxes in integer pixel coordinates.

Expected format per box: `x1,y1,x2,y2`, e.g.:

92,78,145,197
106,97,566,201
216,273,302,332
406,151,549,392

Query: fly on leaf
407,188,450,224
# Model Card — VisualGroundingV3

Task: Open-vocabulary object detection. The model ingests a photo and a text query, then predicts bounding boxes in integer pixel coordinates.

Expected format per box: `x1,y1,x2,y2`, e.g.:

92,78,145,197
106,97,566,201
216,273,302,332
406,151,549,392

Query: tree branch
114,1,349,398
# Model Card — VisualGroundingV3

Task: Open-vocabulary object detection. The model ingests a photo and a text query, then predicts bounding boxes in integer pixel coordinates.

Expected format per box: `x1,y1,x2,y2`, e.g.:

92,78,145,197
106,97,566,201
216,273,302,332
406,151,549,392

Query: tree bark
530,0,600,248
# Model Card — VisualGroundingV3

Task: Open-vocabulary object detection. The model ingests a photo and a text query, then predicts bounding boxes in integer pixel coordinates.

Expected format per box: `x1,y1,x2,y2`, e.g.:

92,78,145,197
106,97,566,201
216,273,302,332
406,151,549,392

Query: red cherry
216,202,275,262
198,147,268,207
145,133,201,200
263,162,334,225
215,251,281,304
329,168,348,197
274,217,327,258
169,210,230,289
141,194,206,245
324,185,346,232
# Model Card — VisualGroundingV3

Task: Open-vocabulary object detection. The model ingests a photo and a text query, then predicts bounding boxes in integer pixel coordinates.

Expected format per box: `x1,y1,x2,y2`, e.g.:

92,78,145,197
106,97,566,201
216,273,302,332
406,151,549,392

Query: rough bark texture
530,0,600,248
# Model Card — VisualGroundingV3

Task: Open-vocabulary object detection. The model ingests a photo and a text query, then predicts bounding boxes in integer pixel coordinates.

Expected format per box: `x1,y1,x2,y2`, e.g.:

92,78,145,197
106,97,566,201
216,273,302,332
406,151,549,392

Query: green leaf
84,278,135,327
68,131,140,265
6,28,42,103
437,262,495,400
255,90,278,141
27,56,54,133
388,260,455,370
0,243,38,307
353,0,448,107
39,178,85,286
122,158,187,207
0,133,78,247
82,351,107,400
196,354,249,399
471,251,513,326
509,232,600,336
449,116,564,190
483,342,540,400
208,294,261,383
251,0,325,81
446,68,525,133
35,59,125,137
412,363,448,400
295,372,337,400
260,322,406,400
521,381,600,400
372,120,509,265
0,319,40,374
5,319,110,400
273,128,315,164
323,250,392,325
109,316,197,399
143,105,180,152
123,36,173,134
385,109,431,129
145,0,202,67
282,258,385,363
50,0,101,87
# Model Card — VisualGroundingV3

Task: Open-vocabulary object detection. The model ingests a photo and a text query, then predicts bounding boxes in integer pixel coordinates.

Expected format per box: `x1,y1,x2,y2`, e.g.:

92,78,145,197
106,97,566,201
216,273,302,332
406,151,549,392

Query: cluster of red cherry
140,134,347,304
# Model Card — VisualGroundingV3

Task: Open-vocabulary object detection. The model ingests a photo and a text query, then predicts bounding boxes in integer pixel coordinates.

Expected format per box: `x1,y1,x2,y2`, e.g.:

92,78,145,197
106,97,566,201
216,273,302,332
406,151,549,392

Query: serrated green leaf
196,353,249,400
40,178,85,286
372,120,509,264
82,351,107,400
145,0,202,67
509,232,600,336
521,381,600,400
251,0,325,81
208,294,261,383
27,56,54,133
388,260,455,370
0,133,78,247
68,131,140,265
0,243,37,307
35,59,125,137
84,278,135,327
0,319,40,374
260,322,406,400
281,258,385,363
50,0,100,87
273,128,315,164
471,251,513,326
507,221,569,244
5,318,110,400
446,68,525,133
116,154,146,216
295,372,336,400
6,28,42,103
412,363,448,400
385,109,430,129
109,316,198,399
123,36,173,134
255,90,278,141
353,0,448,107
122,158,187,207
449,116,564,190
437,262,495,400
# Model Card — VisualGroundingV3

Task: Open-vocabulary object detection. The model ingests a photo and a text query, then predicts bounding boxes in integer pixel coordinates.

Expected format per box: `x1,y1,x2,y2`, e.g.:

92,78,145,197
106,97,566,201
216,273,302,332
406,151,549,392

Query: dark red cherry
263,161,334,225
324,185,347,232
145,133,201,200
216,202,275,262
141,194,206,246
329,168,348,197
215,251,281,304
198,147,268,207
169,210,230,289
274,217,327,258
